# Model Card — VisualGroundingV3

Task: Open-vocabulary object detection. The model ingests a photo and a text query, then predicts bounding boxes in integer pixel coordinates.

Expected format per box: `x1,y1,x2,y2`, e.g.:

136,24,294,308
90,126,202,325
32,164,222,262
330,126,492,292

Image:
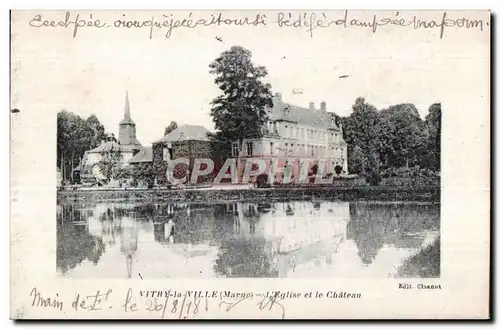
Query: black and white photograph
10,9,490,319
53,15,442,279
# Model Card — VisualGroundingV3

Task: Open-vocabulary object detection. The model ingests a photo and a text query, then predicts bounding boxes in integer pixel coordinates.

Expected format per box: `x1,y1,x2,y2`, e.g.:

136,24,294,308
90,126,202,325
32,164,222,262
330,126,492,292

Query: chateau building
236,93,348,178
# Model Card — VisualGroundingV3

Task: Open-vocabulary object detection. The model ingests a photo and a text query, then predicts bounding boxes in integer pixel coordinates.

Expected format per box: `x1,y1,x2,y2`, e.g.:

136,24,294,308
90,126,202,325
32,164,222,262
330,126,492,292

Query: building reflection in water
57,200,440,278
212,200,350,278
120,214,138,279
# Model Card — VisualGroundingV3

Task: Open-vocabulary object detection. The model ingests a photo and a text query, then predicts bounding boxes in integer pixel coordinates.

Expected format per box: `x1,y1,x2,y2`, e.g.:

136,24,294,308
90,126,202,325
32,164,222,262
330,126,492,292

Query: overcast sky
12,10,488,145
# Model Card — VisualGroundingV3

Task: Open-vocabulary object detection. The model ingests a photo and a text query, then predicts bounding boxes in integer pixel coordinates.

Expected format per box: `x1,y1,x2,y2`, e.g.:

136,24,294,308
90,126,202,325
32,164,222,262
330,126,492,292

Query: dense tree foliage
208,46,273,157
57,111,106,182
131,163,156,188
341,100,441,185
342,97,380,176
164,121,178,136
424,103,441,170
96,150,123,183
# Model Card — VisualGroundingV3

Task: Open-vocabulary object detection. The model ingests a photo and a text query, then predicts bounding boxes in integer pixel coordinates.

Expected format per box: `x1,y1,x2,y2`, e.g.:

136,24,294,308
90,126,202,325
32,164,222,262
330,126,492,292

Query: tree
164,121,178,136
96,150,123,183
57,110,107,183
208,46,273,157
131,163,156,188
349,145,365,174
376,104,427,168
425,103,441,170
343,97,380,175
85,114,106,149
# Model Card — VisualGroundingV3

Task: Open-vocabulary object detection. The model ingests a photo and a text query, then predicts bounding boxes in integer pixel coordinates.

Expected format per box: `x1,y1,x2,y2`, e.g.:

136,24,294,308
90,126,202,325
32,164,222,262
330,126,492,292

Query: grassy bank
397,236,441,278
57,185,440,204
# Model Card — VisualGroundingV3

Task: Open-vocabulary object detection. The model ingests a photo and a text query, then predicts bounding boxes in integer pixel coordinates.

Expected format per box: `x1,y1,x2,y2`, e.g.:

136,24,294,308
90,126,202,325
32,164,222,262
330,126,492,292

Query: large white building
235,93,348,178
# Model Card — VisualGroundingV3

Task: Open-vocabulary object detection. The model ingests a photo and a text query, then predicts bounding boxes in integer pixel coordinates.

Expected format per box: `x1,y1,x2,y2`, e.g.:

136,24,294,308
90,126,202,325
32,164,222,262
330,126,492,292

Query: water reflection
56,200,439,278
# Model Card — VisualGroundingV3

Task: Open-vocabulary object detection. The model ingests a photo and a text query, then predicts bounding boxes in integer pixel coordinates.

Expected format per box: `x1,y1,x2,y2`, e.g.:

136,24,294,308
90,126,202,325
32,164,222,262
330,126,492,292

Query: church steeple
118,91,141,149
120,90,134,125
124,90,131,120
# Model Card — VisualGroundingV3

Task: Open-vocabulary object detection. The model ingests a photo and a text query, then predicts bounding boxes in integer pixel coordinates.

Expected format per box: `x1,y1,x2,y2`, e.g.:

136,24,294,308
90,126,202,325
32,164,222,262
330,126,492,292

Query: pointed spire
124,90,131,120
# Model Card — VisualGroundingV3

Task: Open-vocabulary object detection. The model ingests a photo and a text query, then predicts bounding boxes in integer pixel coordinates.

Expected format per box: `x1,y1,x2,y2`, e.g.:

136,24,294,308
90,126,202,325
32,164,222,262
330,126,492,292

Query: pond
56,199,440,279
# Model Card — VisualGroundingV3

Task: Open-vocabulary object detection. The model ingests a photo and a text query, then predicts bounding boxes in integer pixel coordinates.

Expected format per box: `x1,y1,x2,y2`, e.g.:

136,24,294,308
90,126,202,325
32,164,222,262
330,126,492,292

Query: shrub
309,164,318,175
334,165,343,175
256,173,270,188
366,171,382,186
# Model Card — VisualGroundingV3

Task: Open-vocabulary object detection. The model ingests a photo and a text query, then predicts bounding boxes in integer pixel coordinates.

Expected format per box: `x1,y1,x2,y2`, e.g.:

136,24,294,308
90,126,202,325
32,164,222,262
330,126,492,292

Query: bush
256,173,270,188
366,171,382,186
309,164,318,175
334,165,343,175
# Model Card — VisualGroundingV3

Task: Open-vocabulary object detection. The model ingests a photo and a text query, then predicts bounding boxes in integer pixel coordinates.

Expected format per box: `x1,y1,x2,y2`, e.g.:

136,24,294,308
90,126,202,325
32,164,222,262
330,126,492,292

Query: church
79,92,143,185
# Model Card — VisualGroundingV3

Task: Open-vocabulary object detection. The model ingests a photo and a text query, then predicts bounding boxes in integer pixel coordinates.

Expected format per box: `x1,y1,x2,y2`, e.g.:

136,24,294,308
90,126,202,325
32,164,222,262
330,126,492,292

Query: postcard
10,9,490,319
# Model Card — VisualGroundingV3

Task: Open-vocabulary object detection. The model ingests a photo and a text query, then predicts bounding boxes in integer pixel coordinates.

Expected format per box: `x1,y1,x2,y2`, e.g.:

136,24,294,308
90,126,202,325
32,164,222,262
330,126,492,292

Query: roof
120,139,142,152
155,125,210,143
87,141,124,153
269,98,341,131
128,147,153,164
120,117,135,125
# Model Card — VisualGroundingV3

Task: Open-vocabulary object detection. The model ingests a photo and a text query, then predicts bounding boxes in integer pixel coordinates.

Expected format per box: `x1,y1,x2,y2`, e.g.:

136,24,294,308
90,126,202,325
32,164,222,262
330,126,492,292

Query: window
247,142,253,156
179,132,185,139
285,143,288,156
270,142,274,155
290,143,294,156
163,148,171,161
284,125,288,137
231,142,240,157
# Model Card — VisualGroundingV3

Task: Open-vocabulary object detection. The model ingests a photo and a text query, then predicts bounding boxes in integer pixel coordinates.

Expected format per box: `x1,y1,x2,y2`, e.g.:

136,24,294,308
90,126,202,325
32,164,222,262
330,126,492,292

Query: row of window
266,121,342,143
231,141,345,158
277,143,345,157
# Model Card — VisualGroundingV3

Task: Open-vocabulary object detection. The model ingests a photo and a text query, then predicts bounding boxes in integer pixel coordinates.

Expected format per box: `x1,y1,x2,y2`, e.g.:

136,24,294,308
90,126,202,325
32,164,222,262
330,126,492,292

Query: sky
12,10,489,145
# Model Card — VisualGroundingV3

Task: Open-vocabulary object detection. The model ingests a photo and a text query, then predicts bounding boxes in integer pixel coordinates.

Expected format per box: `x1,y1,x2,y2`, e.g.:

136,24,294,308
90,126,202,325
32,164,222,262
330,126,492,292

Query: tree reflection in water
57,204,106,274
57,200,439,278
347,202,440,265
213,238,278,278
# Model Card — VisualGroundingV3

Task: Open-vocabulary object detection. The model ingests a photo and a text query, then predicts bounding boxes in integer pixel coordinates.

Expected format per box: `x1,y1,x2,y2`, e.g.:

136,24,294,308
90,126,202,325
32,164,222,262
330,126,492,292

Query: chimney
320,101,327,112
309,102,315,110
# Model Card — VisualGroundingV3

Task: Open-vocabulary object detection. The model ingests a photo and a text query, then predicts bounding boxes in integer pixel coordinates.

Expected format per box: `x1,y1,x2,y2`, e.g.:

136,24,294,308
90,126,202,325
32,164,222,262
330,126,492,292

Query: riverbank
57,185,440,203
397,236,441,278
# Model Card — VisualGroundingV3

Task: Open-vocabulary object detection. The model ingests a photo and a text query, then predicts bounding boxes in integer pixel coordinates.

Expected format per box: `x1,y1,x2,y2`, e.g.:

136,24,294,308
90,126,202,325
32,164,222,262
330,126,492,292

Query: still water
57,200,440,279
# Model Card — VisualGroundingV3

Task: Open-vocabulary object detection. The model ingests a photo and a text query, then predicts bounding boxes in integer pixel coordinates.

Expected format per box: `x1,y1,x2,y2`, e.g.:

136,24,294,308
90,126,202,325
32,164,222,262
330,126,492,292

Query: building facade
235,93,348,180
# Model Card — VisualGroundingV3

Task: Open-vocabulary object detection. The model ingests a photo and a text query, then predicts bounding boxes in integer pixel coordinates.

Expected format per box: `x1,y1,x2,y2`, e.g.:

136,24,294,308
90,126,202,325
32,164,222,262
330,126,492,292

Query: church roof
269,96,340,131
120,117,135,125
128,147,153,164
154,125,210,143
87,140,124,153
120,138,142,151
